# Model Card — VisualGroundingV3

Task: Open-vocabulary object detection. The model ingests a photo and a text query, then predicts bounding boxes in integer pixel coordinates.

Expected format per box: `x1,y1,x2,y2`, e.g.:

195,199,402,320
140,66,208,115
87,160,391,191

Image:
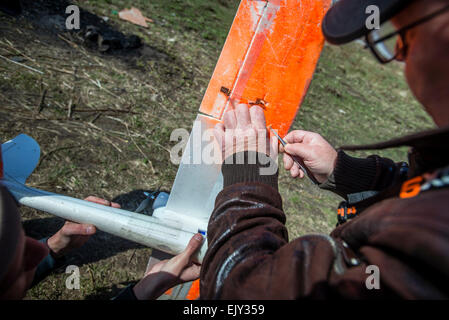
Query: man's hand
46,196,120,257
146,233,203,281
280,130,337,184
133,233,204,300
214,103,277,161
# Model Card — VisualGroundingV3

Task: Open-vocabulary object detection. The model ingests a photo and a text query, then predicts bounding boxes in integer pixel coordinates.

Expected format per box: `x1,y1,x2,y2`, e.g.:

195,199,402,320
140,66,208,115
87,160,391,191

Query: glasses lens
366,21,399,63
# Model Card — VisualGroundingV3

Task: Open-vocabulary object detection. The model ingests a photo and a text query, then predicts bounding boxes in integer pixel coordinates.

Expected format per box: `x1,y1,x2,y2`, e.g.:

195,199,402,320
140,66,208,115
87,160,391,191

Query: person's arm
114,233,203,300
320,150,407,199
201,104,415,299
281,131,407,199
203,104,379,299
201,175,344,299
201,104,338,299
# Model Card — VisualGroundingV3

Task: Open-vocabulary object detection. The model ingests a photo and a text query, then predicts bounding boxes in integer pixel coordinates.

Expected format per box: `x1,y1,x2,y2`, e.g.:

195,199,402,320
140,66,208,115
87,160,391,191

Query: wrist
222,151,279,189
133,273,179,300
317,148,338,183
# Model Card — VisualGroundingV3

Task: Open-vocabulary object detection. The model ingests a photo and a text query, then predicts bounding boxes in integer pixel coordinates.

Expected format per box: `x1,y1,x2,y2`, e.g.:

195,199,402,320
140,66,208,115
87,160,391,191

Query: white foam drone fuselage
1,131,218,262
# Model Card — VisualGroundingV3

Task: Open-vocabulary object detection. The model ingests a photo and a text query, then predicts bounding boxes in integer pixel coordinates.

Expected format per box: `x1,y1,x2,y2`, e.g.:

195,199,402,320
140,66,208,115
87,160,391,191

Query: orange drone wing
199,0,331,137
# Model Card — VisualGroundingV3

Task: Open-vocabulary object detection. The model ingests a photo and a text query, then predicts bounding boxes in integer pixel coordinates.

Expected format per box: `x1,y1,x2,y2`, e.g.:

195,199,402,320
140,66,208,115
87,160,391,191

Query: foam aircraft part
0,0,331,299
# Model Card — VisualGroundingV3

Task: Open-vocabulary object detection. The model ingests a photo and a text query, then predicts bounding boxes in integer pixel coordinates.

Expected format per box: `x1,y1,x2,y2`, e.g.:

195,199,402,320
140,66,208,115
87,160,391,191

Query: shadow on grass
11,0,171,63
84,280,137,300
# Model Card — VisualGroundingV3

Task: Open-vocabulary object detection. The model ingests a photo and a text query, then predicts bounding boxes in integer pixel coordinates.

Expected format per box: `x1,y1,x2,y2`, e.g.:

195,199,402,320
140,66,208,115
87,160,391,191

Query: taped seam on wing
249,0,267,30
220,2,280,120
208,1,280,122
207,0,268,121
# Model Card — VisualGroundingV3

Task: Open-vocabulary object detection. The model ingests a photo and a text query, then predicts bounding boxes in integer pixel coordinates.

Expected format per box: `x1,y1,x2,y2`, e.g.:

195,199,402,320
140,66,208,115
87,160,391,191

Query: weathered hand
46,196,120,257
132,233,203,300
280,130,337,184
214,103,278,161
147,233,203,281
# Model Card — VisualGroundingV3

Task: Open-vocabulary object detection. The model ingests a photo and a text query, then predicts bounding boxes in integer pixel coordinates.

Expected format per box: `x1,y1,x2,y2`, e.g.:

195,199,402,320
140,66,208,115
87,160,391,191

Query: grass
0,0,434,299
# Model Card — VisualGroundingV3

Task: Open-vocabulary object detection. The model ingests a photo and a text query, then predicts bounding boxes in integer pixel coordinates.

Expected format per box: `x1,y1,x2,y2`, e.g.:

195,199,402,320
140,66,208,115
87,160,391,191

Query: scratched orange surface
185,279,200,300
162,279,200,300
199,0,331,137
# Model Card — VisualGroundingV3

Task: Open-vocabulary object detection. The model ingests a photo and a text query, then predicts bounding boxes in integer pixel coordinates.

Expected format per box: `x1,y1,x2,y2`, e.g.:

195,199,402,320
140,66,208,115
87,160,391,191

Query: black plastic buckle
337,201,358,226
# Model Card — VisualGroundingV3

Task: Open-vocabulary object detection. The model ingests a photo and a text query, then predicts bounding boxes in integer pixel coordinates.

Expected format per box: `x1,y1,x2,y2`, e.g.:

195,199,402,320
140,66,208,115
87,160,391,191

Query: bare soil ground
0,0,433,299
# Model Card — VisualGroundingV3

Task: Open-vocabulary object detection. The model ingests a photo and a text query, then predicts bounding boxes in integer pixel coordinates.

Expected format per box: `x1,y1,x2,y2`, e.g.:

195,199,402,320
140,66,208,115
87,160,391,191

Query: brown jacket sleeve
200,182,341,299
320,150,407,199
200,151,347,299
200,152,449,299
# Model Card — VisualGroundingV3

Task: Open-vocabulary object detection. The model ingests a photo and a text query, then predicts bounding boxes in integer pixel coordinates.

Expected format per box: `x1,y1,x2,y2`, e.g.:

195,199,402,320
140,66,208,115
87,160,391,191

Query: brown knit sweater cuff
222,151,278,190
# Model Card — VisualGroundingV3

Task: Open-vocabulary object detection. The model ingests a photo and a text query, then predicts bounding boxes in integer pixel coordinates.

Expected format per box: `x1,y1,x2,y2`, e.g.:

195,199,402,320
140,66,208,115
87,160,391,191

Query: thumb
61,223,96,236
182,233,204,257
284,143,313,160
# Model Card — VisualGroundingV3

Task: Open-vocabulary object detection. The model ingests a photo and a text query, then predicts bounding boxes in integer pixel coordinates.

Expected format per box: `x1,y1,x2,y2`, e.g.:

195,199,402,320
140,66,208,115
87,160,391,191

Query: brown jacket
200,126,449,299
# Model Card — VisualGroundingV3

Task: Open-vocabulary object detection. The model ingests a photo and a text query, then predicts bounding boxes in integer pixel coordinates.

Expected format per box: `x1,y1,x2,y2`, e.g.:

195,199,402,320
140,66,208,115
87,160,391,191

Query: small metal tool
269,126,320,185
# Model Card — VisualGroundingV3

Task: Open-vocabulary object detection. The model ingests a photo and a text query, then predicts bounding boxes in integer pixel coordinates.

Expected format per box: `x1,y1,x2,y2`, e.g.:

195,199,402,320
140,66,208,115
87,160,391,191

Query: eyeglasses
365,3,449,64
